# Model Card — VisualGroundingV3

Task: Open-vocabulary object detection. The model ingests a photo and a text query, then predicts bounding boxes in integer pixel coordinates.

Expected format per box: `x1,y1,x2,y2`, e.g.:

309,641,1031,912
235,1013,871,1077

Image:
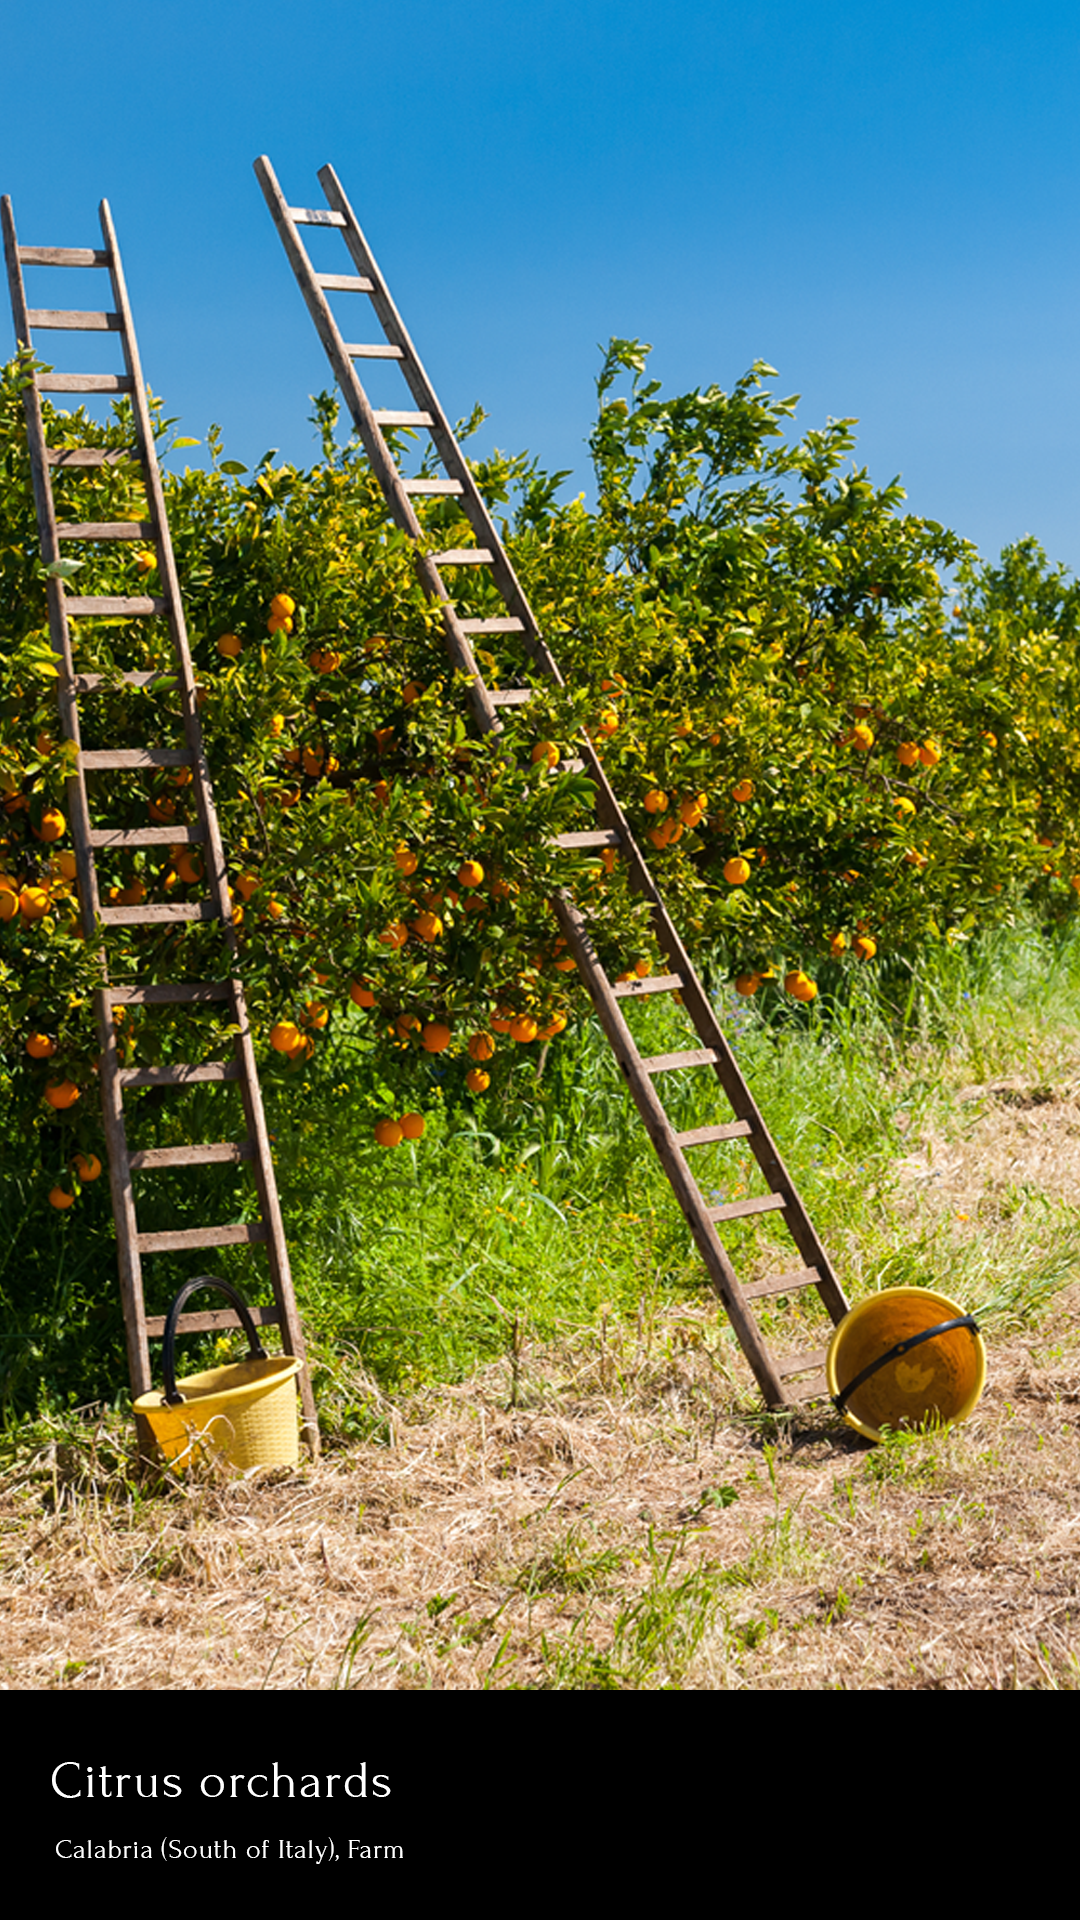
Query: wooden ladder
255,156,850,1410
2,194,317,1454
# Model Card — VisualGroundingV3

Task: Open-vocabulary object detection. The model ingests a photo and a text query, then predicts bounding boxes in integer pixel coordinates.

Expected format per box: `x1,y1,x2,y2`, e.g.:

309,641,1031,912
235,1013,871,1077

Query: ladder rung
554,829,621,850
117,1060,241,1088
431,548,493,566
65,596,166,617
56,521,151,540
488,688,533,706
773,1347,829,1380
37,373,134,393
458,616,525,633
75,671,179,691
344,342,403,359
741,1267,821,1301
674,1121,752,1147
145,1304,280,1339
88,824,206,848
46,446,139,467
26,309,121,332
109,982,232,1006
80,747,192,769
400,477,462,494
18,245,110,267
287,205,347,227
641,1048,721,1074
99,901,218,926
705,1193,787,1223
129,1141,257,1170
375,409,434,426
612,972,685,999
314,272,374,291
136,1222,269,1254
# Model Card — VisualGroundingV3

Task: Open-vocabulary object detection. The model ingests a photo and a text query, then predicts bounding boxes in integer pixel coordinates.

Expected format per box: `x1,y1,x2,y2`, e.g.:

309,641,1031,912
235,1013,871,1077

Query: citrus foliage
2,344,1079,1196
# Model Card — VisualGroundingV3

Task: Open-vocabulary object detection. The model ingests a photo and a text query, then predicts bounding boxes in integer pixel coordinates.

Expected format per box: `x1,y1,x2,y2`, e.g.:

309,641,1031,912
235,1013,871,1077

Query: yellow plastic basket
827,1286,986,1443
134,1277,303,1471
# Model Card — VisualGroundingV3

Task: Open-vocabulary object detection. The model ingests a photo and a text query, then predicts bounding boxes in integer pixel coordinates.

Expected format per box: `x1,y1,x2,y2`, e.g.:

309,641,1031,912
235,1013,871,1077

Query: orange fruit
597,708,619,737
33,806,65,843
350,981,376,1009
919,741,941,767
45,1080,80,1110
731,779,753,804
266,714,286,737
302,745,326,778
554,953,577,971
301,1002,329,1029
894,796,916,818
217,633,242,658
174,851,203,886
0,881,20,922
26,1032,57,1059
679,793,707,828
267,613,293,635
20,886,50,920
851,724,874,751
510,1014,539,1043
896,742,919,768
49,1185,75,1210
269,1021,302,1054
531,741,560,769
309,649,341,674
71,1152,102,1182
394,1013,421,1040
829,933,848,959
422,1021,452,1053
634,958,652,979
784,971,817,1002
457,860,484,889
734,974,761,996
380,920,409,949
400,1112,425,1140
371,780,390,808
723,857,750,886
412,911,443,943
401,681,423,705
236,871,260,901
135,548,156,574
270,593,296,619
36,731,55,755
374,1118,403,1149
468,1032,496,1062
394,844,418,877
853,935,877,961
537,1012,569,1039
49,850,77,882
148,796,177,823
466,1067,490,1094
673,717,692,739
600,847,618,875
643,789,668,815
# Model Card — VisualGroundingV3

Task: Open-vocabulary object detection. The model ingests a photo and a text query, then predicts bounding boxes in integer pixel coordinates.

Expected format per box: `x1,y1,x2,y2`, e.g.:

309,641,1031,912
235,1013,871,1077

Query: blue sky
4,1,1080,573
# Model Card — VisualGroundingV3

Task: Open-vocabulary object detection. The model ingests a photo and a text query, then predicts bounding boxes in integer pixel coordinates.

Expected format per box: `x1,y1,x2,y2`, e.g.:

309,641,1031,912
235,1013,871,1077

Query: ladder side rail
577,736,849,1323
1,196,150,1398
97,201,317,1444
253,159,502,732
316,164,562,678
549,894,787,1406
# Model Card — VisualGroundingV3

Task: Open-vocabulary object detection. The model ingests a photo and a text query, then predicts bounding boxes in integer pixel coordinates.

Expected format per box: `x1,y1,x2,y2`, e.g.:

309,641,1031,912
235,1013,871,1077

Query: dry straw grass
4,1078,1080,1691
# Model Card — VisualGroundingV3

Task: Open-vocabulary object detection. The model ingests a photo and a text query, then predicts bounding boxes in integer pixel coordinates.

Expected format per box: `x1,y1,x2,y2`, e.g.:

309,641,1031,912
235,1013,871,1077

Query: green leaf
221,461,248,475
172,437,202,449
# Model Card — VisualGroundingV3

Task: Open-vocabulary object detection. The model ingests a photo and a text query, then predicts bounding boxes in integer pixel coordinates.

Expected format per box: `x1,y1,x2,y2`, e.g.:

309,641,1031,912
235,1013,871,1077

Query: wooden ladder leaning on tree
2,193,317,1455
254,155,851,1411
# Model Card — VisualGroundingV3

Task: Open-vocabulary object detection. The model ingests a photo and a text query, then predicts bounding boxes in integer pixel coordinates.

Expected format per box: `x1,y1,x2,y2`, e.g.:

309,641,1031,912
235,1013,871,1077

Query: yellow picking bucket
826,1286,986,1443
134,1276,303,1472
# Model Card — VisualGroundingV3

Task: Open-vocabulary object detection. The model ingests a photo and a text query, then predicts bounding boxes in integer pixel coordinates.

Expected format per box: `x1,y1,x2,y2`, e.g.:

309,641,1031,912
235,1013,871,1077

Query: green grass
5,916,1080,1432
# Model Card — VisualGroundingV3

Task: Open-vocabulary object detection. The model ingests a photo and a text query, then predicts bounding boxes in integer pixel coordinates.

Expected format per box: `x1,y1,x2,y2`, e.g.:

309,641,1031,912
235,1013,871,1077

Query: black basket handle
161,1276,268,1406
834,1314,980,1416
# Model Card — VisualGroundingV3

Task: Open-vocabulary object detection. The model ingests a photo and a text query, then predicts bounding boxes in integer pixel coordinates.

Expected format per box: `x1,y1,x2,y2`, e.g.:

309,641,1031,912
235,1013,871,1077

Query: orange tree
3,343,1080,1208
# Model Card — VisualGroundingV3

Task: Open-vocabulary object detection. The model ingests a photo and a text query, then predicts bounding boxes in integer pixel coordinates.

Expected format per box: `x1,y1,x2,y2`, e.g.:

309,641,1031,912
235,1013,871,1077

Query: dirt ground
3,1079,1080,1691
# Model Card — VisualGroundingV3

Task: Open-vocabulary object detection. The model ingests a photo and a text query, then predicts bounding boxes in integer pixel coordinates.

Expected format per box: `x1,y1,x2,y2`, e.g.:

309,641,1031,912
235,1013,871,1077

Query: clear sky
4,2,1080,574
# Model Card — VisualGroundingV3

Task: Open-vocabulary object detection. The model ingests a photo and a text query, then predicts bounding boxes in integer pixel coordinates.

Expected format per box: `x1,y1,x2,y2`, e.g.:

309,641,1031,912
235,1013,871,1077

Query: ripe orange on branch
784,971,817,1002
26,1033,57,1059
33,807,65,843
723,857,751,886
45,1080,80,1109
400,1113,426,1140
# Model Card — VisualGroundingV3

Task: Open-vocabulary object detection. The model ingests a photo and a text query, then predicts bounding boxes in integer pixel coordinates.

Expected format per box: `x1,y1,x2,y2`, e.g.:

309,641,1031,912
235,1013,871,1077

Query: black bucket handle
161,1275,268,1407
834,1315,981,1416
